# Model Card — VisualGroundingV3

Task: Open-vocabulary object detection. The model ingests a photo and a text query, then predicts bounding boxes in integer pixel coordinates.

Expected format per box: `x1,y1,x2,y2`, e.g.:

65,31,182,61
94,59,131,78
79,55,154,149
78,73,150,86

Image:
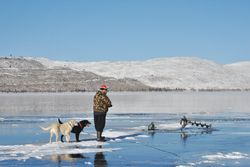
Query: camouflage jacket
93,91,112,113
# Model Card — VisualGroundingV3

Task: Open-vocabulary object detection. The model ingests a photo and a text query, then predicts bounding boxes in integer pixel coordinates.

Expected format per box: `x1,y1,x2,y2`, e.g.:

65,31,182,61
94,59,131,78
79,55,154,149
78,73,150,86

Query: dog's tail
58,118,63,124
40,126,51,131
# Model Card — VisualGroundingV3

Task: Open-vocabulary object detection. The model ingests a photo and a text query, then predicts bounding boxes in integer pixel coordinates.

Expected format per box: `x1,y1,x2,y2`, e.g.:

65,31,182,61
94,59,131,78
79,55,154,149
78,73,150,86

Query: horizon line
0,55,249,65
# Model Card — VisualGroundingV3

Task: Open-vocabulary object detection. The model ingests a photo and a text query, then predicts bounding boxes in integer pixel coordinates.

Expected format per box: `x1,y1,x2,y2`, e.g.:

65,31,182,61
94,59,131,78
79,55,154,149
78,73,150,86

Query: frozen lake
0,92,250,166
1,91,250,116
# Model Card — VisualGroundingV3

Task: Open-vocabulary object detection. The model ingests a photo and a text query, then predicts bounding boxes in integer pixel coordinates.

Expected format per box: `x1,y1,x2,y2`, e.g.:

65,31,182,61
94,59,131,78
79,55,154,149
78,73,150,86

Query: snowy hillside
0,57,149,92
224,62,250,78
32,57,250,90
1,56,250,92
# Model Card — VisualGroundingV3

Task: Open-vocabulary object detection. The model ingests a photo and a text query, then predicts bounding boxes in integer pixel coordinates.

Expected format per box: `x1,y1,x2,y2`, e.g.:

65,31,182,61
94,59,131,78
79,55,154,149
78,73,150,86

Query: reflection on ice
94,145,108,167
49,153,86,163
0,129,147,162
0,137,120,161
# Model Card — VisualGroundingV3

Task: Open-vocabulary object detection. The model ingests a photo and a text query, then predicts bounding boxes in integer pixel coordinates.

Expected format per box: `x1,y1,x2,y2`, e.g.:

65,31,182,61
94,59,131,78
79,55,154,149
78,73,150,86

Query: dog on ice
58,118,91,142
40,119,78,143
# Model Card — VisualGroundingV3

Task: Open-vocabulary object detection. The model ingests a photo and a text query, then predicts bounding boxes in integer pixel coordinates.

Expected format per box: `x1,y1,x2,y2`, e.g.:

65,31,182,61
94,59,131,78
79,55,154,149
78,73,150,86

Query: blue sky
0,0,250,64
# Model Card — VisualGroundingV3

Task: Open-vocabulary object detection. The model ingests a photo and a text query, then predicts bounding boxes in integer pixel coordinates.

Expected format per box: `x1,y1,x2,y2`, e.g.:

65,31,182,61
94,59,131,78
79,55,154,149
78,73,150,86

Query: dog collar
79,122,83,129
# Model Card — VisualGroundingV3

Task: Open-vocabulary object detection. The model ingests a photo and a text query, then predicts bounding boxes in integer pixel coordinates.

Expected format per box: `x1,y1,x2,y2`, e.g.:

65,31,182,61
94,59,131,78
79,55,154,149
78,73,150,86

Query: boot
97,131,105,142
100,131,105,140
97,131,101,141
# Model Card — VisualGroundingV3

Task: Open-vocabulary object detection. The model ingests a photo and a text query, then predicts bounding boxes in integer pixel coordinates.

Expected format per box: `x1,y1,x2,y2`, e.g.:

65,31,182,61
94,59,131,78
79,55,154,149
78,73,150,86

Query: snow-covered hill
0,57,149,92
1,56,250,92
32,57,250,90
224,62,250,78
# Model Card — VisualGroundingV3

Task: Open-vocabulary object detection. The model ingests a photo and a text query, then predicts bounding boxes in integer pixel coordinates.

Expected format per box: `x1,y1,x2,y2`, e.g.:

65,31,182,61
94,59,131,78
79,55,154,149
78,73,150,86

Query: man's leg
94,113,106,141
100,114,106,140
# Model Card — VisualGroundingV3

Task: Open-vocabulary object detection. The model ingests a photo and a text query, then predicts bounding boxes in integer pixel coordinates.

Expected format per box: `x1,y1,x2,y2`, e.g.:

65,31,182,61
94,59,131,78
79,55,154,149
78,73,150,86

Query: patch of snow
202,152,249,161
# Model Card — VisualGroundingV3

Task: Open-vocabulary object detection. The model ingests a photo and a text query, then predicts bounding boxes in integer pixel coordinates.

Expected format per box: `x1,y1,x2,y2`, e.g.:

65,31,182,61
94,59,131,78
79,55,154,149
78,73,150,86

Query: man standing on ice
93,85,112,142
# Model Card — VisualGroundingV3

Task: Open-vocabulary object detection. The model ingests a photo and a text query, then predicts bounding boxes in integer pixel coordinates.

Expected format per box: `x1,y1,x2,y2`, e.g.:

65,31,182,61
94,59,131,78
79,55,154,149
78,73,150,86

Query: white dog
41,119,78,143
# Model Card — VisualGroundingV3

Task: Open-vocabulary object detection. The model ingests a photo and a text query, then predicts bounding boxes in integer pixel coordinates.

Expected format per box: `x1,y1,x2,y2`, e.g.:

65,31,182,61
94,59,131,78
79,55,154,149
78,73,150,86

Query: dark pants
94,112,107,132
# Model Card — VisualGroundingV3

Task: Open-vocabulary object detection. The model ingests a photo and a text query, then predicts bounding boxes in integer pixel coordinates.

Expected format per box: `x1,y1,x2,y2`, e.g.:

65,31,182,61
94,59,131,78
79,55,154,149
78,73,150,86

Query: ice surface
0,129,140,161
177,152,250,166
0,142,118,161
1,92,250,166
202,152,249,160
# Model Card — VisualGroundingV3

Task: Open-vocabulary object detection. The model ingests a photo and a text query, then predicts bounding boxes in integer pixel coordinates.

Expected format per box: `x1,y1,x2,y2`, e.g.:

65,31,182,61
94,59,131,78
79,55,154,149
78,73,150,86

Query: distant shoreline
0,88,249,93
